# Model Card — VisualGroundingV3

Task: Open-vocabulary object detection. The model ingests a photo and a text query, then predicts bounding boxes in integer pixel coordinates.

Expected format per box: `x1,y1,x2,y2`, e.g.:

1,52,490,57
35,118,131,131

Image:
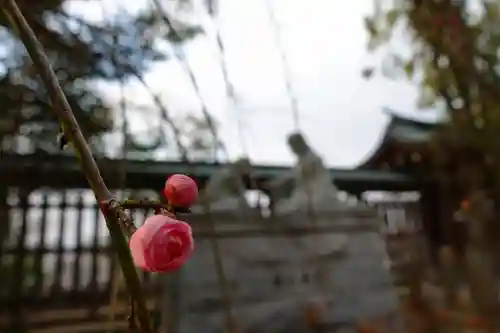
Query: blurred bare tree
0,0,202,155
176,112,222,161
0,0,206,253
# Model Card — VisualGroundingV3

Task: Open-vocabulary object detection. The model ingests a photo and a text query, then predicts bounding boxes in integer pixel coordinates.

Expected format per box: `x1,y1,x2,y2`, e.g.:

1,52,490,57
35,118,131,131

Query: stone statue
268,133,343,215
200,158,252,213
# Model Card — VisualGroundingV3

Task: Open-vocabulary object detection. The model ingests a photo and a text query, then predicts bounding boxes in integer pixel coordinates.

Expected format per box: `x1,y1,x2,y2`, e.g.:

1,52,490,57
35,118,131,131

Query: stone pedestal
172,210,401,333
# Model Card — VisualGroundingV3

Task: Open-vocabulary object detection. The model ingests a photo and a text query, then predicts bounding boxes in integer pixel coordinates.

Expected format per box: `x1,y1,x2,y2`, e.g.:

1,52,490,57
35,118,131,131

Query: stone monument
176,134,401,333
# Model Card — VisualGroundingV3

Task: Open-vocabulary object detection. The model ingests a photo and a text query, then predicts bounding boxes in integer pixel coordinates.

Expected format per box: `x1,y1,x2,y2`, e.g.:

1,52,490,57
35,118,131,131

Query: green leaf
417,86,436,109
484,2,500,21
474,117,485,130
363,17,378,38
385,9,400,28
167,25,204,44
403,60,414,78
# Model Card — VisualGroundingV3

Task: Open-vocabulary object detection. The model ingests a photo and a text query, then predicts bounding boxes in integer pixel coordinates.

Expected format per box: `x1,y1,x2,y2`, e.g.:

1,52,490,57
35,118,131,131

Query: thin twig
129,68,189,162
119,199,170,212
148,0,227,161
147,4,238,333
264,0,300,130
1,2,154,332
200,197,239,333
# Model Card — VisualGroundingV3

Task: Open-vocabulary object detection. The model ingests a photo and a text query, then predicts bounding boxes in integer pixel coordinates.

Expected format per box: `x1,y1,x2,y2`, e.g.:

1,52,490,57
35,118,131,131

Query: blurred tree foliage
176,112,222,162
362,0,500,202
0,0,202,154
362,3,500,322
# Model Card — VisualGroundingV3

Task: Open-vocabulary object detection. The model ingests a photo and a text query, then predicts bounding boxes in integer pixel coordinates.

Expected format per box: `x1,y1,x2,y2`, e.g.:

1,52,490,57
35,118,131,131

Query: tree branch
1,1,153,332
147,0,226,161
129,68,189,161
119,199,170,212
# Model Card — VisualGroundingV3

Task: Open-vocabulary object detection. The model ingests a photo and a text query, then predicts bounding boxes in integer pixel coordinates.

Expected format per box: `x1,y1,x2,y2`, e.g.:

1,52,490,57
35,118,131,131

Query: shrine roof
383,109,440,144
356,109,442,169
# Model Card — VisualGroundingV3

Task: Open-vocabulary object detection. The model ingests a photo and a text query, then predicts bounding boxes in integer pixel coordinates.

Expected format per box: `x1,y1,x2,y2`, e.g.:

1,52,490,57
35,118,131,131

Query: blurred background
2,0,500,332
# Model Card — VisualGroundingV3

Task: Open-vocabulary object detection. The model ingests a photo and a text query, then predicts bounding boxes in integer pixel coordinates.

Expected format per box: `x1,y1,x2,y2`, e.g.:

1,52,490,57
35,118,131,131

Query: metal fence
0,186,166,332
0,152,170,332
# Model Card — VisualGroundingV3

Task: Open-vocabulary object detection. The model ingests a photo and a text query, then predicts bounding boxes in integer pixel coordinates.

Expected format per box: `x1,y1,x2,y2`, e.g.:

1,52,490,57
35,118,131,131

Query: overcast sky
17,0,442,256
66,0,442,168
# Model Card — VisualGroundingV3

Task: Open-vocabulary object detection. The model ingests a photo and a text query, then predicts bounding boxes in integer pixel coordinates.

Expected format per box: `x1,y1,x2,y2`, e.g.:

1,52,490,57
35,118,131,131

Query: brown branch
431,51,457,114
99,199,139,234
128,68,190,162
119,199,170,212
1,1,154,332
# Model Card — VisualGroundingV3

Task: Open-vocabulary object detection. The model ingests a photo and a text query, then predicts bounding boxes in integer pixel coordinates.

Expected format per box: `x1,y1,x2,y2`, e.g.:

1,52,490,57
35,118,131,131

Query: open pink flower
129,214,194,273
163,174,198,208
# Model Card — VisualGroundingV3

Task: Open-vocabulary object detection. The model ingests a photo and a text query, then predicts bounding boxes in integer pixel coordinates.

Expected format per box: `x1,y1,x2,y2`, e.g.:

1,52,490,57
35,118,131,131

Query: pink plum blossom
129,214,194,273
163,174,198,208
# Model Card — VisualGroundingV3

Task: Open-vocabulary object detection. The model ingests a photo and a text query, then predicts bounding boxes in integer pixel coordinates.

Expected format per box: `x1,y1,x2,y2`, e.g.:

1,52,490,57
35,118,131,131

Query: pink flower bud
163,174,198,208
129,214,194,273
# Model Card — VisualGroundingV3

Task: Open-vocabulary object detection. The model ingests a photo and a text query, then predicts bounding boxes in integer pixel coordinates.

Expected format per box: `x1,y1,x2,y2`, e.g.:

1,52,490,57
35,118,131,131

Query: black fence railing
0,185,165,332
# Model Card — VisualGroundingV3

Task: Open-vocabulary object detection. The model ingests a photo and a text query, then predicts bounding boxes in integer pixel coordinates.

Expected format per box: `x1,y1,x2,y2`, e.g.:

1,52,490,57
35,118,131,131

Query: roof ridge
382,107,441,126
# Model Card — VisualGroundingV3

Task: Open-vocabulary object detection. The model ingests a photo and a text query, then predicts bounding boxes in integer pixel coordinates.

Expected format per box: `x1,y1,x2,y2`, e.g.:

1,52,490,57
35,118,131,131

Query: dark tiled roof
383,109,440,144
357,109,441,169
